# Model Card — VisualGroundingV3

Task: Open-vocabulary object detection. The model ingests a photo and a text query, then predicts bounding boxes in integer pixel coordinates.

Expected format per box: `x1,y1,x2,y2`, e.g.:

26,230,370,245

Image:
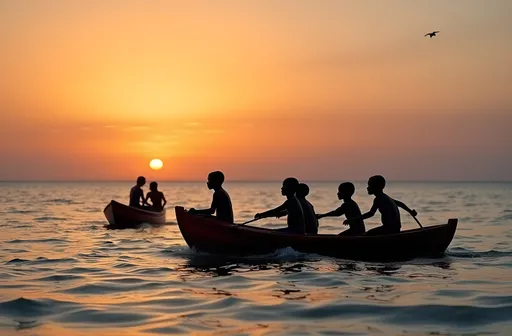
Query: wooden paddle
239,217,262,226
412,215,423,229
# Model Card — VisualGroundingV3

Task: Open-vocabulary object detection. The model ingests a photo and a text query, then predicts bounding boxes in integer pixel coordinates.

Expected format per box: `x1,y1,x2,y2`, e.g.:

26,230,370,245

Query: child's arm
276,209,287,218
162,193,167,208
393,199,417,216
192,193,218,215
192,205,215,215
255,202,287,219
344,201,377,225
142,194,150,206
317,207,343,220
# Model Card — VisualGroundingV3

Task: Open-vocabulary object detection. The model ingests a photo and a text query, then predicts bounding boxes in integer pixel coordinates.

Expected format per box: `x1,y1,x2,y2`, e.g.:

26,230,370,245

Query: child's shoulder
343,198,358,207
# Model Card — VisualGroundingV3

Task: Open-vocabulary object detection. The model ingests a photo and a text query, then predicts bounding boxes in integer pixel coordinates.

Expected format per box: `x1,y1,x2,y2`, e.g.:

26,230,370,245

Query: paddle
412,215,423,229
239,217,262,226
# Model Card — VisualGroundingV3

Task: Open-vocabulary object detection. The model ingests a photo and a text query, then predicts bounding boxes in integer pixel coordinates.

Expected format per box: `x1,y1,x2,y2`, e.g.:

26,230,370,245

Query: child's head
149,181,158,191
136,176,146,187
337,182,355,200
367,175,386,195
281,177,299,196
207,171,225,190
296,183,310,198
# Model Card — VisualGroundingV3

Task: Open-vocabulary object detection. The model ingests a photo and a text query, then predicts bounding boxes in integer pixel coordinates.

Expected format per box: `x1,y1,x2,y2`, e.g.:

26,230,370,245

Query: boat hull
175,206,457,262
103,200,166,229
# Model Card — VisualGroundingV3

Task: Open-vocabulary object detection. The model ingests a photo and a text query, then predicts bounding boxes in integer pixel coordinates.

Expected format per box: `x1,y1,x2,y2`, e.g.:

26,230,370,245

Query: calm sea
0,181,511,335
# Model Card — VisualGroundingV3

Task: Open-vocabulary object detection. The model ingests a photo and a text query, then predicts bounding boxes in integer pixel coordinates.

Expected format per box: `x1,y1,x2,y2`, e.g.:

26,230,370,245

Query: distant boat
103,200,166,229
175,206,457,262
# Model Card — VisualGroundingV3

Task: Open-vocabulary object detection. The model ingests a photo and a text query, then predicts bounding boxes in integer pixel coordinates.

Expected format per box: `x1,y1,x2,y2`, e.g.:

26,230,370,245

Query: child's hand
343,219,351,226
411,209,418,217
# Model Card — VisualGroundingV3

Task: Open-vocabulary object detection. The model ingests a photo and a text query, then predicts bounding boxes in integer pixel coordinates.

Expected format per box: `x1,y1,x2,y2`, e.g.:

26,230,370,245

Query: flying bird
424,31,440,38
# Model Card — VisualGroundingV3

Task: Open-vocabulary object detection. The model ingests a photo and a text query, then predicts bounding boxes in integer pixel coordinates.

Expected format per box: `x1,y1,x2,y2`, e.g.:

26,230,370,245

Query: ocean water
0,181,511,336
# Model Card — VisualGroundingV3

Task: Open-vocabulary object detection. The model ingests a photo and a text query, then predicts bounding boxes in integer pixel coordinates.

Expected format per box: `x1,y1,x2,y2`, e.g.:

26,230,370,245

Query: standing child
317,182,365,236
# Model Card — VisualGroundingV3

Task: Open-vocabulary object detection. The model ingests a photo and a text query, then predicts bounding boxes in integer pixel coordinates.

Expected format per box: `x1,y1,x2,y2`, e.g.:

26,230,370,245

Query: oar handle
412,216,423,229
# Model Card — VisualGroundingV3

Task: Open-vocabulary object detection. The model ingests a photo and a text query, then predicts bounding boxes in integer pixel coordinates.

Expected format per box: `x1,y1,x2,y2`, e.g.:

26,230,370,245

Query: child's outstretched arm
192,198,216,215
276,209,288,218
255,202,287,219
344,201,377,224
393,199,417,216
316,207,343,220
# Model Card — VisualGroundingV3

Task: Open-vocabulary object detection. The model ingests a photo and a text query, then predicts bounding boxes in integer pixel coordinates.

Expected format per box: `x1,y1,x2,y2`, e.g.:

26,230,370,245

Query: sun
149,158,163,170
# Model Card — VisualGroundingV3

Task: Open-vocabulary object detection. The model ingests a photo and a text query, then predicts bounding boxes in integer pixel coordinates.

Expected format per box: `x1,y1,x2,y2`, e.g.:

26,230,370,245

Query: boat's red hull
103,200,166,229
175,206,457,261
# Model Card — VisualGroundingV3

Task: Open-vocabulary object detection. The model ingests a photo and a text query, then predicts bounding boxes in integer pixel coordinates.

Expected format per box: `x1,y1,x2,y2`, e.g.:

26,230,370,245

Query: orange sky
1,1,511,181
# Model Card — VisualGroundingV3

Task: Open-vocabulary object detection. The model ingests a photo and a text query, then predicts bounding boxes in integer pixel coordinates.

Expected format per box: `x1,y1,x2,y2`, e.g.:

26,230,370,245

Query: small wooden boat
175,206,458,262
103,200,166,229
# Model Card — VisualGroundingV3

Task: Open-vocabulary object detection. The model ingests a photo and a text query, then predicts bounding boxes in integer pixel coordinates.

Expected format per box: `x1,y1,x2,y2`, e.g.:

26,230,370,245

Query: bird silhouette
424,31,440,38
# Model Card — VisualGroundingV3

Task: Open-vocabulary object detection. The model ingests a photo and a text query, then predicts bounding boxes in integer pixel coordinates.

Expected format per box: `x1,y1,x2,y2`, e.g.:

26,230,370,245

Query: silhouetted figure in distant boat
143,181,167,212
424,31,439,38
317,182,365,236
344,175,417,236
189,171,234,223
254,177,305,234
129,176,146,208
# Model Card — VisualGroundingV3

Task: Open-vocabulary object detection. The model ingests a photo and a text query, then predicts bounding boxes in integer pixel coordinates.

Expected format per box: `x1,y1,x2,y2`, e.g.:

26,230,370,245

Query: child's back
147,190,165,210
145,182,167,211
212,188,234,223
339,199,365,235
374,192,401,230
316,182,365,236
285,195,305,234
296,183,318,234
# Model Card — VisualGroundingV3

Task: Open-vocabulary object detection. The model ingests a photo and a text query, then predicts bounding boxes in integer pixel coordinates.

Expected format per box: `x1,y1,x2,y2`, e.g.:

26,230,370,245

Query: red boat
175,206,458,262
103,200,166,229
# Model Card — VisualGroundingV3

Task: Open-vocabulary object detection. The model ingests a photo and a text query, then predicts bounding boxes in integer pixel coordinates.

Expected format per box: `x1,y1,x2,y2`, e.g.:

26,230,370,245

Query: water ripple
0,181,510,335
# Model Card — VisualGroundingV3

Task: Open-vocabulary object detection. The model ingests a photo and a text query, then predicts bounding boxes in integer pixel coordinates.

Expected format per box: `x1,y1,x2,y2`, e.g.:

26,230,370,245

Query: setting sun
149,159,163,170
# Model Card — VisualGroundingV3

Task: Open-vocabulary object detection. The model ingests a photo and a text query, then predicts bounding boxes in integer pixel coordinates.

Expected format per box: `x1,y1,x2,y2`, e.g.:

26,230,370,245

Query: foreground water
0,181,511,335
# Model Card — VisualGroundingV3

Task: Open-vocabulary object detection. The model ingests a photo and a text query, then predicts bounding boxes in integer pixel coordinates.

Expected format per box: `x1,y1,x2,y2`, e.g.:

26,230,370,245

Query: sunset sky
1,1,511,181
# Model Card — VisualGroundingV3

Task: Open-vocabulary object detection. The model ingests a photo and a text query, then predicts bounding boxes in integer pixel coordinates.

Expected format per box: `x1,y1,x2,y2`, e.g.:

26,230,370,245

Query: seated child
344,175,417,236
189,171,234,223
254,177,305,234
143,181,167,211
129,176,146,208
317,182,365,236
